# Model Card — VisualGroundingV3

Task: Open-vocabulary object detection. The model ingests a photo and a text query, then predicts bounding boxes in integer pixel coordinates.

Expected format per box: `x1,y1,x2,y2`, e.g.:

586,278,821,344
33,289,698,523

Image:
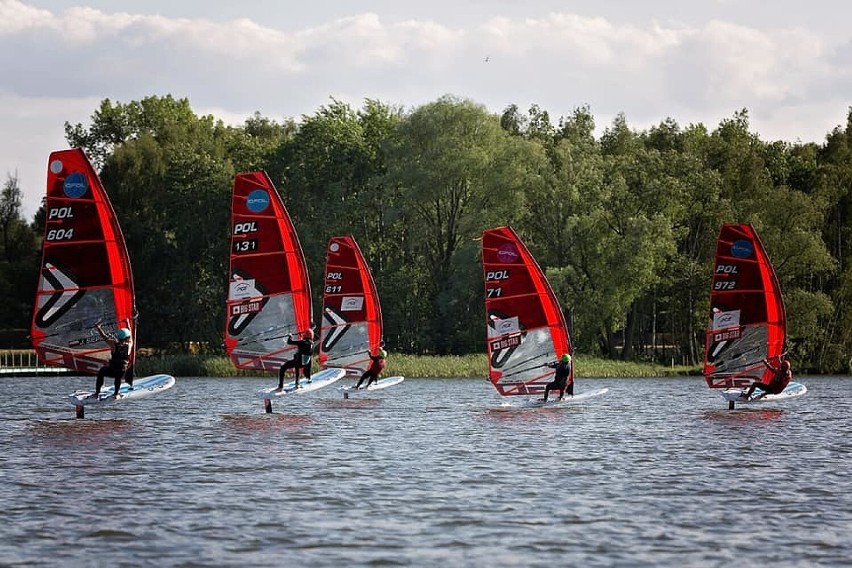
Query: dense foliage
2,95,851,373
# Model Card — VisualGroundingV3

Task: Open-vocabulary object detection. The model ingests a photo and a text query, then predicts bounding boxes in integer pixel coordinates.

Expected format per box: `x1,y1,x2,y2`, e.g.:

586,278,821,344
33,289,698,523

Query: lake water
0,375,849,567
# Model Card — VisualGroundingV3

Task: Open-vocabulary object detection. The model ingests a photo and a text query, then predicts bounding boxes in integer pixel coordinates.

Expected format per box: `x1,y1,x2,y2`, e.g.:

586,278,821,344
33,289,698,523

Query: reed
134,352,699,378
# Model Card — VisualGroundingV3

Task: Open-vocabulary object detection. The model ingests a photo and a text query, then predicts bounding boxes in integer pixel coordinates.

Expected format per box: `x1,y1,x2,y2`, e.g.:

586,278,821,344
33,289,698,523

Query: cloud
1,0,850,218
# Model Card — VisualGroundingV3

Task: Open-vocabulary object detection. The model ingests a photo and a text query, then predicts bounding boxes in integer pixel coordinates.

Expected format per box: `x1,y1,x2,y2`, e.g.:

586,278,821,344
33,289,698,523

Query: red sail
224,171,312,371
482,226,572,396
31,149,136,374
704,224,787,388
319,235,383,373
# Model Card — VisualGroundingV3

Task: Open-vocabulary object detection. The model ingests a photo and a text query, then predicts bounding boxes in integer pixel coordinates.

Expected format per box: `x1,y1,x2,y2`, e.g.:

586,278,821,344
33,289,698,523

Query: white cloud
1,0,851,219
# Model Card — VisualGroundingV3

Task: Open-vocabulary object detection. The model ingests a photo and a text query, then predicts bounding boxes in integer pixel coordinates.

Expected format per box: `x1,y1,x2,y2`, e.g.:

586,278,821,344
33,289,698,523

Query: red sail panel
704,224,786,388
224,171,312,371
319,236,383,373
31,149,136,374
482,226,572,396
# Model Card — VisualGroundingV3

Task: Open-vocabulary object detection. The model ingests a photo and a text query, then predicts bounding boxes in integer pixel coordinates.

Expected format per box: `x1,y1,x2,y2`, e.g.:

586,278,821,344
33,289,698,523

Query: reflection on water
701,407,786,422
221,413,314,433
0,375,849,567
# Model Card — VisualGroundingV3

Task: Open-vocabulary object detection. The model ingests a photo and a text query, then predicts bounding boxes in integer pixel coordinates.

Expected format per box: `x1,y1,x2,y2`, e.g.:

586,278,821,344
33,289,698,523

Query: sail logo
34,261,86,328
486,270,510,281
341,296,364,311
712,309,741,330
322,307,349,352
229,277,261,300
492,315,520,335
730,240,754,258
329,242,340,253
233,222,258,235
246,189,270,213
48,207,74,220
227,270,268,336
231,301,262,316
63,173,88,198
497,244,519,263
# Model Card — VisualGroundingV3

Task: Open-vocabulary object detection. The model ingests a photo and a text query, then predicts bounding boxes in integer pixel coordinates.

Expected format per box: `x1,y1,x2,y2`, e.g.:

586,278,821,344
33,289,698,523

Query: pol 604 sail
31,149,136,374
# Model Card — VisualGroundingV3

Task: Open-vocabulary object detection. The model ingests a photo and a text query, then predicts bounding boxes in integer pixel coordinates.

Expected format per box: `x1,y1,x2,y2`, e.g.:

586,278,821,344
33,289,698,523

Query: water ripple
0,376,849,566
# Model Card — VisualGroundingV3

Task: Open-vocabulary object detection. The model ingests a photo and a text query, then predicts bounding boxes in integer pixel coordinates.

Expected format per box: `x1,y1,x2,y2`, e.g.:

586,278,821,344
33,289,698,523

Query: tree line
1,94,851,373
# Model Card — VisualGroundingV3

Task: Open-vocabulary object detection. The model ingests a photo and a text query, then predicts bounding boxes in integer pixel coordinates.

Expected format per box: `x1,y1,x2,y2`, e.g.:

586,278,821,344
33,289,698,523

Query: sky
2,0,851,221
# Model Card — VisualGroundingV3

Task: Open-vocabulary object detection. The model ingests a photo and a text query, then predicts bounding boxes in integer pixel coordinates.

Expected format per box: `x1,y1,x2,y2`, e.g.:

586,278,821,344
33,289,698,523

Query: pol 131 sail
318,236,383,373
31,148,136,374
704,224,786,389
224,171,313,372
482,226,573,396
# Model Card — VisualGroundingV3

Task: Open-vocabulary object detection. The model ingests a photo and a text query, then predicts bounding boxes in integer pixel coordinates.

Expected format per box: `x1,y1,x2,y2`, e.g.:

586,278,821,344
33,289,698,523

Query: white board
504,387,610,409
69,374,176,407
340,376,404,394
719,381,807,403
256,367,346,399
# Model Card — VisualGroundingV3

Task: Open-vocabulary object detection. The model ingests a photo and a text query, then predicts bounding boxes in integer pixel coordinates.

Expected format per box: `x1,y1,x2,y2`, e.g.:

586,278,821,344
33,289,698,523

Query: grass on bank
135,352,700,379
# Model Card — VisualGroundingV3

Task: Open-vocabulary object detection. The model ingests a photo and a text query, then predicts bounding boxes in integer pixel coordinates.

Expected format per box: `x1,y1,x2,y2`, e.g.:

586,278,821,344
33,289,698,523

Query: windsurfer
277,329,314,390
745,357,792,399
91,321,133,399
353,349,387,390
543,353,573,402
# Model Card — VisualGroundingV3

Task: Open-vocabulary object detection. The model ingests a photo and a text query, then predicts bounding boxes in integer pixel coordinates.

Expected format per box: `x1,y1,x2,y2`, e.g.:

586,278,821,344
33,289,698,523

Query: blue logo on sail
246,190,270,213
730,239,754,258
63,173,88,198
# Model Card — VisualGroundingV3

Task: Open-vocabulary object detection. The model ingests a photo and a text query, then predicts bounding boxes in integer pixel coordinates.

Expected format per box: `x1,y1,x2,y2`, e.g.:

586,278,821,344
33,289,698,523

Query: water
0,375,850,567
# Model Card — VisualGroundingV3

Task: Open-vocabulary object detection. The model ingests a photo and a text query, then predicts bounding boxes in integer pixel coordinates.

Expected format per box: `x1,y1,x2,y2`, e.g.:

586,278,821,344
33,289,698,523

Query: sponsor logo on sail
730,239,754,259
329,242,340,252
497,243,519,263
63,172,88,198
246,189,270,213
341,296,364,311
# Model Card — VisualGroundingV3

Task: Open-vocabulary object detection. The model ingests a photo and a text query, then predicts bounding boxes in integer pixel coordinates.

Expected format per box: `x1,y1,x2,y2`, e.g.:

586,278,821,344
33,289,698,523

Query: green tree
0,172,39,336
67,96,235,350
386,96,528,353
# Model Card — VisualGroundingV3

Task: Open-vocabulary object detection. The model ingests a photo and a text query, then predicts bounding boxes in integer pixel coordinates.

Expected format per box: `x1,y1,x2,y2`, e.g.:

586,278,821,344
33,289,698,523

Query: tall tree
385,96,528,353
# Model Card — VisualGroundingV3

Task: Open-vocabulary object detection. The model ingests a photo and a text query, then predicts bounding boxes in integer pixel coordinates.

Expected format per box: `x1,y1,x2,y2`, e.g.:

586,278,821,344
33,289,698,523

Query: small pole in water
728,400,735,410
264,398,272,414
343,391,349,400
75,404,84,419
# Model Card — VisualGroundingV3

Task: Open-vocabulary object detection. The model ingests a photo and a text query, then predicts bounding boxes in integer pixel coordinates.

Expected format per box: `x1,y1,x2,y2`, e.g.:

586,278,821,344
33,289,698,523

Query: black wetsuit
543,360,573,401
746,363,791,397
96,341,132,396
278,337,313,388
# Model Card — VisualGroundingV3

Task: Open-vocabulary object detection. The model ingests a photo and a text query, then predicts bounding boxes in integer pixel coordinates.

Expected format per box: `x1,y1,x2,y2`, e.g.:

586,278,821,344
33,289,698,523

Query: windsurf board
69,374,176,407
502,387,610,409
720,381,807,403
256,367,346,399
340,375,404,394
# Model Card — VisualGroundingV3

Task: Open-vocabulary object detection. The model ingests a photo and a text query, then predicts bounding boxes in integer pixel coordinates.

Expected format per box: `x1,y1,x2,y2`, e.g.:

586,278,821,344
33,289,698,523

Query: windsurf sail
318,236,383,373
704,224,786,389
224,171,313,372
481,226,573,396
31,148,136,374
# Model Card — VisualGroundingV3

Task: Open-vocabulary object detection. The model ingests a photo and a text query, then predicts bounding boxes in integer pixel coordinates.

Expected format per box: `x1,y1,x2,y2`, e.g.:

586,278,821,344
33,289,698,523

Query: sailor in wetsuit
92,322,133,399
745,357,792,399
543,353,573,402
353,349,387,390
278,329,314,390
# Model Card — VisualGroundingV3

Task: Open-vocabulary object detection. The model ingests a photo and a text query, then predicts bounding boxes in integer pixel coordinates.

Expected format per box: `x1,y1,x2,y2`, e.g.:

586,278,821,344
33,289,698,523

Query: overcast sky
2,0,851,220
